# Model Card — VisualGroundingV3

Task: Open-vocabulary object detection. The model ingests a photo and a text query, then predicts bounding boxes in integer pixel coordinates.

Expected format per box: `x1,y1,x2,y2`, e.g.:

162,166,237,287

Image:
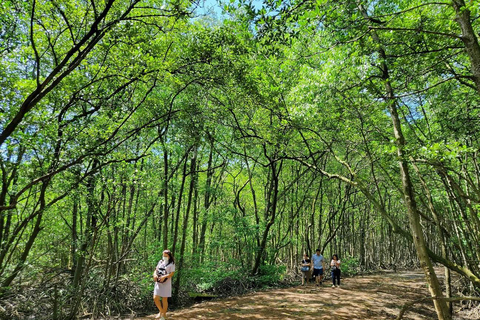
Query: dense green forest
1,0,480,319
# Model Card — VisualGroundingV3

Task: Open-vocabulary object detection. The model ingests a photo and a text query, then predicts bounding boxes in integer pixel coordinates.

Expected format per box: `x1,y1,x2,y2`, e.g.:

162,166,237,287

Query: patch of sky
399,96,425,123
192,0,267,20
379,95,426,124
191,0,224,19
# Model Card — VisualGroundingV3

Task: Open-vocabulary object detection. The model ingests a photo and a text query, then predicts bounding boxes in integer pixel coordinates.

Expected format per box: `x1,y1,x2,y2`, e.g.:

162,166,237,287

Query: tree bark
162,142,169,249
358,3,452,318
452,0,480,92
251,147,281,275
412,161,453,315
198,139,215,261
173,146,197,300
172,158,188,256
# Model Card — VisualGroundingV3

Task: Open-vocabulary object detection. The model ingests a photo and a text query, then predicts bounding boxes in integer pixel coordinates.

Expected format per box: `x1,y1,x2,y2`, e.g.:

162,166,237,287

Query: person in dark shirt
300,253,312,285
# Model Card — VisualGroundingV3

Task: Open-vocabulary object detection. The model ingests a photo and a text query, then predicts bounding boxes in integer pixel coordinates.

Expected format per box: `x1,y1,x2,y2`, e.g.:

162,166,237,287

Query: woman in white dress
153,249,175,320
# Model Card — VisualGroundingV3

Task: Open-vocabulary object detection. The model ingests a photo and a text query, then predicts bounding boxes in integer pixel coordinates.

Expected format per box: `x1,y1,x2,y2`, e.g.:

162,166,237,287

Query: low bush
341,256,361,276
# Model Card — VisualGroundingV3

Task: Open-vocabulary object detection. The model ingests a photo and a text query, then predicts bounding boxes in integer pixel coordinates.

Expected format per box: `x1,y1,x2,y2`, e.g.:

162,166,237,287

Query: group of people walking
151,247,341,320
301,249,341,288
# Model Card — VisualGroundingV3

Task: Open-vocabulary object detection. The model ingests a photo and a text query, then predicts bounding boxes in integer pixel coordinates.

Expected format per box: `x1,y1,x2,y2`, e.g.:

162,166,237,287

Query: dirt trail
130,269,458,320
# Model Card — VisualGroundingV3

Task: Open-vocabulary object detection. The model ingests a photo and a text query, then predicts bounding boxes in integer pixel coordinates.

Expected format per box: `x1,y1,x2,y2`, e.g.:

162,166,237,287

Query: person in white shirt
153,249,176,320
330,254,341,287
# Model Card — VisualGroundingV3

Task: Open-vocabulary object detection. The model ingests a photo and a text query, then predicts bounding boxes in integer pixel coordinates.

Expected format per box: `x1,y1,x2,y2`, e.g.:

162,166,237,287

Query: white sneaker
160,317,165,320
332,285,335,288
155,313,161,319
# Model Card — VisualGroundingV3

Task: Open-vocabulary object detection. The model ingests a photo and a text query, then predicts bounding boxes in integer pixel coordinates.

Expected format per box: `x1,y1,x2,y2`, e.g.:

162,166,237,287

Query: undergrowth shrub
341,256,360,276
255,264,287,287
184,260,288,297
0,257,289,319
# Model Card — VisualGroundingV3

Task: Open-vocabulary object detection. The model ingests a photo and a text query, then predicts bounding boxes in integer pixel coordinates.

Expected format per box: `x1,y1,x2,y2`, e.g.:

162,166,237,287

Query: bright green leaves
418,141,474,163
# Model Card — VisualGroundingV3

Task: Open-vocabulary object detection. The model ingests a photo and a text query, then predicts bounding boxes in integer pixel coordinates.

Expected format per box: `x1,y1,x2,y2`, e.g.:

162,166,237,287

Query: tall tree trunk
172,157,188,256
413,161,453,315
69,160,99,319
245,148,261,247
1,181,48,288
251,149,281,275
452,0,480,92
309,184,321,256
0,146,24,251
192,170,199,256
162,142,169,249
358,4,451,318
173,146,197,300
198,140,215,262
385,39,451,320
71,193,78,271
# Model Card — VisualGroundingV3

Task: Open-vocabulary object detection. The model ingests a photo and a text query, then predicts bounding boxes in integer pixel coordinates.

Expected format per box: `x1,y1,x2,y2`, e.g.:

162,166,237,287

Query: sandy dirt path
129,270,444,320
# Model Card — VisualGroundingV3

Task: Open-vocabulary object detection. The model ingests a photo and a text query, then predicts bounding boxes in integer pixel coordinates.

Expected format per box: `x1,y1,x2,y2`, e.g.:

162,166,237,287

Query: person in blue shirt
311,248,326,286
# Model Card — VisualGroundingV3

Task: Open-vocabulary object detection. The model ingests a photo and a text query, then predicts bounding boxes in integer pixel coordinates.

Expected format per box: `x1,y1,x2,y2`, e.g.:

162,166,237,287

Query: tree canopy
1,0,480,319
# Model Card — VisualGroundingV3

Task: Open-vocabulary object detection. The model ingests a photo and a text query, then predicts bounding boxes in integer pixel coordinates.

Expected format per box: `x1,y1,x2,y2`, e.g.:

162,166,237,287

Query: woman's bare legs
154,295,169,318
161,297,168,317
153,295,162,318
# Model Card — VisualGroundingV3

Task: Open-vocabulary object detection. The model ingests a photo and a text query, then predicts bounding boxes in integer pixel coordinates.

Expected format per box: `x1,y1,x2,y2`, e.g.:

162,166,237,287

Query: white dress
154,260,175,297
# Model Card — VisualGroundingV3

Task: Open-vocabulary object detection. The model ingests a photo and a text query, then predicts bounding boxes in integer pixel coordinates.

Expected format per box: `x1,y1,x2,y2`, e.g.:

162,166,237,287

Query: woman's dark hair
163,250,175,266
332,254,339,260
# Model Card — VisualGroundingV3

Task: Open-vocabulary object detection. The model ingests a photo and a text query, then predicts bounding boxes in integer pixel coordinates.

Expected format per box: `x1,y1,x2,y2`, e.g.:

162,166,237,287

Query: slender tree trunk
163,143,169,249
173,147,197,300
0,146,24,250
71,193,78,270
412,161,453,316
192,170,199,256
309,183,321,256
386,41,451,320
245,148,261,247
1,182,47,288
172,158,188,256
452,0,480,92
69,160,99,318
198,140,215,262
357,4,451,318
251,151,281,275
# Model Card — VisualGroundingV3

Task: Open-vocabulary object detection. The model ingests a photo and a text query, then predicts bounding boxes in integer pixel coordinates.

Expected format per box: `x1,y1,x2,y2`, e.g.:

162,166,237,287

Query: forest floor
123,269,477,320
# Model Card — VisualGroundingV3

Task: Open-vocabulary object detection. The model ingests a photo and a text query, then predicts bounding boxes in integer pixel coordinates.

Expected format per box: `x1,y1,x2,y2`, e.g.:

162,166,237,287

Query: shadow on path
128,269,441,320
